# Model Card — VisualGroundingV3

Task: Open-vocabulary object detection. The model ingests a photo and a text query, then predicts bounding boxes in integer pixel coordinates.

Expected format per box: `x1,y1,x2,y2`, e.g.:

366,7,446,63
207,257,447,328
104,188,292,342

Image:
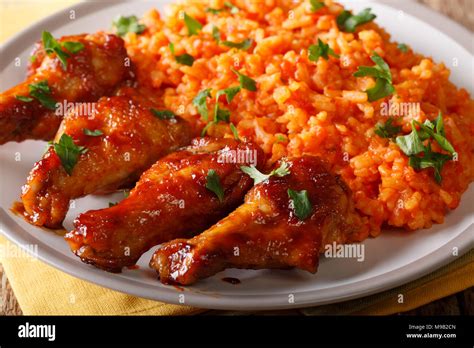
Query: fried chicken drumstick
0,32,131,144
65,138,265,272
20,87,191,229
150,156,361,285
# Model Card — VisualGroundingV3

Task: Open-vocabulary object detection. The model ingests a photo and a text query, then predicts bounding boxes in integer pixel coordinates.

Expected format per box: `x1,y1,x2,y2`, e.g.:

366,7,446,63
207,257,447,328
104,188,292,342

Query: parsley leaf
206,8,223,14
240,161,290,185
113,15,146,37
232,69,257,91
15,95,33,102
409,151,452,184
205,169,225,202
224,1,239,14
395,121,425,156
366,78,395,102
62,41,85,54
151,108,176,120
42,31,84,69
212,26,221,42
395,114,455,184
201,86,241,136
217,86,241,103
222,38,253,50
184,13,202,36
337,8,376,33
310,0,325,12
175,54,195,66
415,119,454,154
229,123,240,141
354,53,394,101
26,80,57,110
193,88,212,121
206,1,239,15
288,189,312,220
109,202,118,207
213,104,231,123
83,129,103,136
435,111,445,137
53,134,87,175
398,43,409,53
308,39,339,61
169,43,195,66
374,117,402,138
42,31,68,68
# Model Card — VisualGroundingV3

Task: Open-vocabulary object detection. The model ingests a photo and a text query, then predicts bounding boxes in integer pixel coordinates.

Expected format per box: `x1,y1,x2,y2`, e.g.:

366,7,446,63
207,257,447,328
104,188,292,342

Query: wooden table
1,0,473,316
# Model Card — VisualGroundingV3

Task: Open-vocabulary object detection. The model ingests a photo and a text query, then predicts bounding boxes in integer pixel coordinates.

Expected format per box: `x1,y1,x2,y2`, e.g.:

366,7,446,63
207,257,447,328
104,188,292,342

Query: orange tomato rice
121,0,474,240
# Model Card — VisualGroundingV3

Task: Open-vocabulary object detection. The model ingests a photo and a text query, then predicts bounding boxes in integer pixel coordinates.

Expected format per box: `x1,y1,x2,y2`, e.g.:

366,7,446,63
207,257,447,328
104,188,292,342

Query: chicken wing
0,32,132,144
65,138,265,272
150,156,362,285
20,87,192,229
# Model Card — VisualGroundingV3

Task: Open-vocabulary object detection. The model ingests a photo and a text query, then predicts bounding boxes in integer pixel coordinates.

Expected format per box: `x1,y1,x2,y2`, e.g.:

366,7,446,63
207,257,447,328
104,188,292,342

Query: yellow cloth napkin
0,0,472,316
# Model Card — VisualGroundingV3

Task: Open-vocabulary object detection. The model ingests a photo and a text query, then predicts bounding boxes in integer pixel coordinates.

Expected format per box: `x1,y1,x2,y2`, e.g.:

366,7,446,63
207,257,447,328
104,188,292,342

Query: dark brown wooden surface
0,0,472,316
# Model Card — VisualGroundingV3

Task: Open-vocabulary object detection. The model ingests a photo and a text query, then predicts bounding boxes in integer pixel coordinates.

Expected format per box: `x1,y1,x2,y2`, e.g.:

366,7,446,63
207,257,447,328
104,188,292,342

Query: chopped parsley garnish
337,8,376,32
42,31,84,69
310,0,325,12
288,189,312,220
205,169,224,202
109,202,118,207
308,39,339,62
224,1,239,14
212,26,253,50
193,88,212,121
199,69,256,136
113,15,146,37
83,129,103,136
395,113,455,184
229,123,240,141
213,104,231,123
398,43,409,53
374,117,402,138
206,8,223,15
62,41,85,54
16,81,57,110
53,134,87,175
222,38,253,50
212,26,221,42
201,102,231,137
151,108,176,120
240,161,290,185
184,13,202,36
217,86,241,103
207,2,239,14
201,86,241,136
15,95,33,102
353,52,394,101
29,55,37,63
232,69,257,91
169,43,195,66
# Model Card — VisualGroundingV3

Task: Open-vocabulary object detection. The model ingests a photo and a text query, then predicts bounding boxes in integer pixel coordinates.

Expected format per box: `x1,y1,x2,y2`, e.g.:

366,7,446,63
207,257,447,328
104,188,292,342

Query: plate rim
0,0,473,311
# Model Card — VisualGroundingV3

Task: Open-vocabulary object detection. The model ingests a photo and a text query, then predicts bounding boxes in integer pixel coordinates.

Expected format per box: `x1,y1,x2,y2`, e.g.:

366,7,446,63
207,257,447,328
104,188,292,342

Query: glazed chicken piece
150,156,361,285
20,87,192,229
0,32,132,144
65,138,265,272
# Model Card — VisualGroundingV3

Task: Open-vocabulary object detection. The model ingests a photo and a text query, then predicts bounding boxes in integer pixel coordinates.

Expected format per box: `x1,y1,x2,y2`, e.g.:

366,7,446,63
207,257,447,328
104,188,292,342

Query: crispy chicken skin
0,32,131,144
65,138,265,272
20,87,192,229
150,156,361,285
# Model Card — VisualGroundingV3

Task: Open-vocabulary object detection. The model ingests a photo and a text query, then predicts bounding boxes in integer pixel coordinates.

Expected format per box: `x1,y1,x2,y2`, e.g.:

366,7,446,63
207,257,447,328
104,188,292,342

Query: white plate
0,0,473,310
